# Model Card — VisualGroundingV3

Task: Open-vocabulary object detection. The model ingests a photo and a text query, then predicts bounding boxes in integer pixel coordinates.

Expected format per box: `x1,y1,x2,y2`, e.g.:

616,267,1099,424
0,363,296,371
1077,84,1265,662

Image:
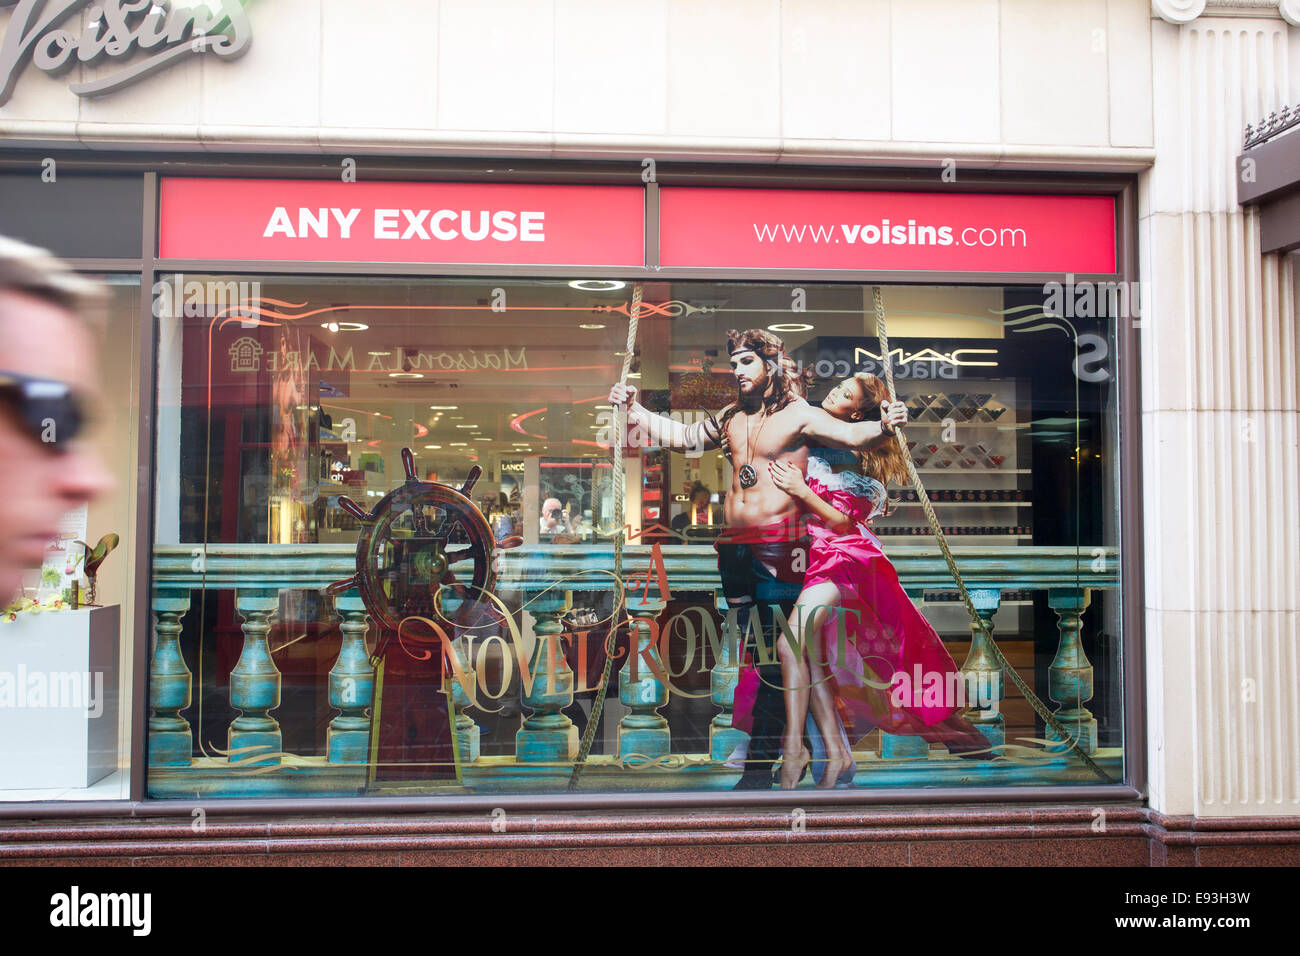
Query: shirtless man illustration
609,328,907,788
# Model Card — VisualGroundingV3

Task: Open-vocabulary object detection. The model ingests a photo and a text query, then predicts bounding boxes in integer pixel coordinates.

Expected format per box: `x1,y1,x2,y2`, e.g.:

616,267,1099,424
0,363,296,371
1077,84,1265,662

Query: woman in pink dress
764,372,989,788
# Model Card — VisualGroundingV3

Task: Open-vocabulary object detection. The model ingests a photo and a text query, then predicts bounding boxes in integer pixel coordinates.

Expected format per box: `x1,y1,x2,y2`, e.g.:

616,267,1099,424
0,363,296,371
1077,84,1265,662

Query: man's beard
738,374,780,410
737,379,765,408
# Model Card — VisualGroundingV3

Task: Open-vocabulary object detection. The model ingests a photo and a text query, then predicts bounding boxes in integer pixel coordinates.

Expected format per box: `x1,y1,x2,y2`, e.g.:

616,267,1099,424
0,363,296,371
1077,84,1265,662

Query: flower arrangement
2,594,70,622
2,532,117,621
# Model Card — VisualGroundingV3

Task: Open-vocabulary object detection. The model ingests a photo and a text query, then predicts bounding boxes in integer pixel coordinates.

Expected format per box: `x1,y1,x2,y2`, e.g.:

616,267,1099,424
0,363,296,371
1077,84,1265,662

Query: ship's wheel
326,447,496,634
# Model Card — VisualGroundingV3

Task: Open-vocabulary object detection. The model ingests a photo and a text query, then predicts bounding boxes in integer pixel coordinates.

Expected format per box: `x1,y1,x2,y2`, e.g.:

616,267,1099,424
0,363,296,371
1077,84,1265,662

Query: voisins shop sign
0,0,252,107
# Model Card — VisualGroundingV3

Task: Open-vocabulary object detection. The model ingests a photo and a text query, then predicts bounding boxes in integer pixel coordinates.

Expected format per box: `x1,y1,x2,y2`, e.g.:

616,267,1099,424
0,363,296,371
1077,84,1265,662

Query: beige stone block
437,0,554,133
1106,0,1152,148
76,4,202,131
780,0,890,142
1141,409,1197,612
666,0,780,139
1143,607,1197,817
320,0,438,131
0,5,83,125
554,0,667,136
200,0,321,129
1000,0,1109,147
891,0,999,144
1147,18,1184,215
1137,212,1195,412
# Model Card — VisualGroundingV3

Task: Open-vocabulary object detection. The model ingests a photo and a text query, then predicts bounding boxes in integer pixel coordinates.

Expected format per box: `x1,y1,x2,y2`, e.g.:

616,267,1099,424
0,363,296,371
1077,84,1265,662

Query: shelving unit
874,380,1032,544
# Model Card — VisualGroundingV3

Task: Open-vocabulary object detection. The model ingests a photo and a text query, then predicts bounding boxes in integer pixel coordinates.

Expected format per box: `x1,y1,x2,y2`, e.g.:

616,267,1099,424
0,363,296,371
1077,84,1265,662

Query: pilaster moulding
1153,0,1300,23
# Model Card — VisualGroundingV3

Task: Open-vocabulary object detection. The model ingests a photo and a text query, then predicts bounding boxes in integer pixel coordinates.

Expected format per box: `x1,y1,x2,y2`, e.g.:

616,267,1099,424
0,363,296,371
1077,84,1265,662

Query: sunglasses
0,371,87,452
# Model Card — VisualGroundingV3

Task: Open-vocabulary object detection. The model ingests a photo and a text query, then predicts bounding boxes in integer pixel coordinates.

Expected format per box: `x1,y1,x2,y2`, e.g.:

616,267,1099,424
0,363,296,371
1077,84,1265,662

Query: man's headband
727,343,784,358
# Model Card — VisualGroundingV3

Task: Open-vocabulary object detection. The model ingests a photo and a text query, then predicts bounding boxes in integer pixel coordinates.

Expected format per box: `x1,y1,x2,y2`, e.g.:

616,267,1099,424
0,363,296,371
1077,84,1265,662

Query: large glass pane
147,275,1123,798
1,275,141,802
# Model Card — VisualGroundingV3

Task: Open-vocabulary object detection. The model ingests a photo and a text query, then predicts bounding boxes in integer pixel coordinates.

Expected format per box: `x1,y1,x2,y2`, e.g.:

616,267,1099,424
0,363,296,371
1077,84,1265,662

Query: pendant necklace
737,406,769,489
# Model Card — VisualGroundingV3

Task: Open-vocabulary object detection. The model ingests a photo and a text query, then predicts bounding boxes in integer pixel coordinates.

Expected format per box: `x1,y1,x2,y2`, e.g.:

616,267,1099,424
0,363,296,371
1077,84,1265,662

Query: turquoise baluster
449,654,481,765
228,589,282,765
960,588,1006,750
516,592,577,762
1047,587,1097,753
709,593,745,760
148,590,193,766
327,591,374,764
618,596,670,761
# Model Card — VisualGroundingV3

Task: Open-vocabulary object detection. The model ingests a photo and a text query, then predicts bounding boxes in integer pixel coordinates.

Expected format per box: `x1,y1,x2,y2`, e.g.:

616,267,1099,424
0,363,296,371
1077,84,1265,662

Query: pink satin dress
732,457,987,754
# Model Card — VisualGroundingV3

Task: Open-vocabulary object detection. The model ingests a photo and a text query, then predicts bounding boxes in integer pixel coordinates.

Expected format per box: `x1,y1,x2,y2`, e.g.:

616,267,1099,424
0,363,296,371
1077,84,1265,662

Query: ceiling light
369,351,392,357
455,424,477,429
579,323,606,330
450,442,468,446
450,415,464,420
425,445,441,449
474,437,492,442
321,321,369,332
767,323,813,333
389,372,424,378
594,404,612,410
429,405,458,410
627,371,641,379
568,280,626,293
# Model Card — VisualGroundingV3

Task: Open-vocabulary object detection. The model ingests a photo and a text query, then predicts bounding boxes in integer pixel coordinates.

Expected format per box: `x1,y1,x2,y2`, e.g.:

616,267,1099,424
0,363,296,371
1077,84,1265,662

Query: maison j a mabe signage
0,0,252,107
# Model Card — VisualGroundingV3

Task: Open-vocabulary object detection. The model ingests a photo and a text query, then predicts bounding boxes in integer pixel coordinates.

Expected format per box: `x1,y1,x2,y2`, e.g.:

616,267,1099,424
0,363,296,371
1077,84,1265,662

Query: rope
870,287,1111,783
568,284,643,789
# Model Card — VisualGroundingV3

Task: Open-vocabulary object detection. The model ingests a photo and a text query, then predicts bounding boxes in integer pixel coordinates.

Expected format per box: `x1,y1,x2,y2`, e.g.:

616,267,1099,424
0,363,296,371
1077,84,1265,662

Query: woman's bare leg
791,582,855,788
776,633,810,788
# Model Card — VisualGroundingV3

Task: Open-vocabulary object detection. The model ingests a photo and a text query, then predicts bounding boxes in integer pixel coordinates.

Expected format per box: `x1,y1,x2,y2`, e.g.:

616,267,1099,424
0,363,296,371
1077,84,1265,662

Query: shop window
1,276,141,802
147,276,1124,798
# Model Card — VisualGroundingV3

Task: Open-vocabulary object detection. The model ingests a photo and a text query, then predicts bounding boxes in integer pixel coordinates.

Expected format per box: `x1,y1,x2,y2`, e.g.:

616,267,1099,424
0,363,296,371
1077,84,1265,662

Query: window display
148,275,1124,798
0,276,142,802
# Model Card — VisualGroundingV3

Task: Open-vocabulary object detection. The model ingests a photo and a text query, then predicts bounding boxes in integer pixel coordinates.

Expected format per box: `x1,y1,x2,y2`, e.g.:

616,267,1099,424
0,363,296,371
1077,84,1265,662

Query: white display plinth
0,605,120,790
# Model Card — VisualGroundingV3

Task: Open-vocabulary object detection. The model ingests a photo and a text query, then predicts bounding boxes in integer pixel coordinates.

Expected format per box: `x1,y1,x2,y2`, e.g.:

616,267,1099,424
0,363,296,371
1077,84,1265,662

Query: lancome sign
0,0,252,108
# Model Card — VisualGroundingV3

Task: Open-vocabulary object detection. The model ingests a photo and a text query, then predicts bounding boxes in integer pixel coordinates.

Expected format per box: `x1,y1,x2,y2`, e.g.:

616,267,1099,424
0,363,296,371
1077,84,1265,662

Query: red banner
659,187,1116,274
159,178,645,266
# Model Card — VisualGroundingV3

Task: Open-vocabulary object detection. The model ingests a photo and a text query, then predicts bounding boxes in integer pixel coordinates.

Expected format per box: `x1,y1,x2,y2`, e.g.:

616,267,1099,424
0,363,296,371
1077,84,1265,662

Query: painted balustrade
961,588,1006,749
148,588,192,766
516,591,578,762
229,589,281,766
709,593,744,761
328,591,374,764
619,595,671,761
1047,588,1097,754
148,544,1119,774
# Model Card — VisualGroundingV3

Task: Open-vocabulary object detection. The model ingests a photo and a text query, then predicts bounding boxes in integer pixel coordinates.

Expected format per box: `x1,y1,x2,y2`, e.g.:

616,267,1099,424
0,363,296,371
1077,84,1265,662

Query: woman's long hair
851,372,910,489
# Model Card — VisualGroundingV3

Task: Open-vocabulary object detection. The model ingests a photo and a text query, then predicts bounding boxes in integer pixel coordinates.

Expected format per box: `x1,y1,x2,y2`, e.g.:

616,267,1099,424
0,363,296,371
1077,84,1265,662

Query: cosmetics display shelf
892,502,1030,508
905,421,1030,430
915,468,1031,475
875,533,1033,540
889,383,1033,543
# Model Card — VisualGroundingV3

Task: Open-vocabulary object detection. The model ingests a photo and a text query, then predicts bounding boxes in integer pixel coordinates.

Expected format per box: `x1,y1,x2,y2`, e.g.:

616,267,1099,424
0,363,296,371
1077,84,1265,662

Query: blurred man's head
0,237,111,601
689,482,711,507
